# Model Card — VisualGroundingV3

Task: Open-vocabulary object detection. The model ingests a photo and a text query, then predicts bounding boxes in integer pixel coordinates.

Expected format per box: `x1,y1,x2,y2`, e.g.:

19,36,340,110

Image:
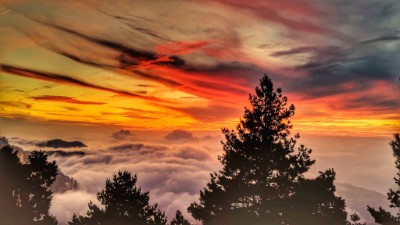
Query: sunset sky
1,0,399,136
0,1,400,224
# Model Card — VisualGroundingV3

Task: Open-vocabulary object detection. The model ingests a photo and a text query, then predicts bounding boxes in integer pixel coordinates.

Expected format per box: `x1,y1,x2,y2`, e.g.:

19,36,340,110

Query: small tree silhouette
0,145,58,225
348,213,366,225
188,75,348,225
69,170,167,225
368,134,400,224
170,210,191,225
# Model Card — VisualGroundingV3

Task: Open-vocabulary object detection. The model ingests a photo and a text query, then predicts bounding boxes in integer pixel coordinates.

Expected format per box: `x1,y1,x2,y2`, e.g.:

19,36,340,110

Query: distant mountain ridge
52,170,79,193
46,150,85,157
336,183,393,225
36,139,87,148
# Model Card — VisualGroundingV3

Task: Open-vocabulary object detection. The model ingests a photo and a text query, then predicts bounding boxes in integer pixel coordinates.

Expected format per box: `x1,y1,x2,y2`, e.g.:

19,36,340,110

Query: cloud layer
29,131,220,224
5,130,397,224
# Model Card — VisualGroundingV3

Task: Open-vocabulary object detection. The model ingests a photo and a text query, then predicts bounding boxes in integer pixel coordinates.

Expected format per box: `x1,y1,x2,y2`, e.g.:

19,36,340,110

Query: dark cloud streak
360,32,400,44
287,44,399,92
22,16,188,88
27,16,157,62
32,95,106,105
0,64,172,103
270,46,319,57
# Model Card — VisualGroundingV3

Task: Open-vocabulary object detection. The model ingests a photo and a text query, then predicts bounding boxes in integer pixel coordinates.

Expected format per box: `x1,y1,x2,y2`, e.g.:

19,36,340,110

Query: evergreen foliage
0,144,58,225
368,134,400,224
188,75,348,225
170,210,191,225
69,171,167,225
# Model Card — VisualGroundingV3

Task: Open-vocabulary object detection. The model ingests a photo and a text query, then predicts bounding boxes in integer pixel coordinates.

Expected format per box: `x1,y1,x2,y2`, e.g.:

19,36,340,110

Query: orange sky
1,2,399,224
0,0,399,137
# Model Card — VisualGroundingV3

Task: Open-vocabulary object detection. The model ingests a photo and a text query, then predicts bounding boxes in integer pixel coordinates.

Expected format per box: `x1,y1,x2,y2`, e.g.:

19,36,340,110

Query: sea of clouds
5,130,396,225
7,130,222,224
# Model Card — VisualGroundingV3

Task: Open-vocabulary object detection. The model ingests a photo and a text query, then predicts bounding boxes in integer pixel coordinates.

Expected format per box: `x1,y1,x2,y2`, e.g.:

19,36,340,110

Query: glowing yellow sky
0,0,399,136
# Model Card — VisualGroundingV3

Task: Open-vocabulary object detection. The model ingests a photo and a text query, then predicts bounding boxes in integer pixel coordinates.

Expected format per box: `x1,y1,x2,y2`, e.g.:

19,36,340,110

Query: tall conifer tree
188,75,348,225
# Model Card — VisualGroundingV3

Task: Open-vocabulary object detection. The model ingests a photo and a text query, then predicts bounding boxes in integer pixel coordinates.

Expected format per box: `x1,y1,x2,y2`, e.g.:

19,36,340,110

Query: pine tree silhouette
26,151,58,225
348,213,366,225
368,134,400,224
188,75,348,225
170,210,191,225
69,170,167,225
0,145,58,225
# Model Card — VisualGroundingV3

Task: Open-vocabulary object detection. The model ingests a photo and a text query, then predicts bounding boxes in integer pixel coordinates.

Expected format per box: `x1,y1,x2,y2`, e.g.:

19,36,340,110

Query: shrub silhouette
368,133,400,224
170,210,191,225
69,170,167,225
348,213,366,225
0,145,58,225
188,75,348,225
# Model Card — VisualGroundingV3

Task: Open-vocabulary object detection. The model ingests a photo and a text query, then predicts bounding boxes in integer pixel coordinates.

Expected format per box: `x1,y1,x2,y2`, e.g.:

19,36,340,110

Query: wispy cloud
32,95,106,105
0,0,399,134
0,64,173,103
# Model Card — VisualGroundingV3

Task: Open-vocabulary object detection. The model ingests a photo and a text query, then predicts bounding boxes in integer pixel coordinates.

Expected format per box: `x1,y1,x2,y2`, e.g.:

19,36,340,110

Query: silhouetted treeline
2,75,399,225
0,144,58,225
69,170,194,225
368,134,400,224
